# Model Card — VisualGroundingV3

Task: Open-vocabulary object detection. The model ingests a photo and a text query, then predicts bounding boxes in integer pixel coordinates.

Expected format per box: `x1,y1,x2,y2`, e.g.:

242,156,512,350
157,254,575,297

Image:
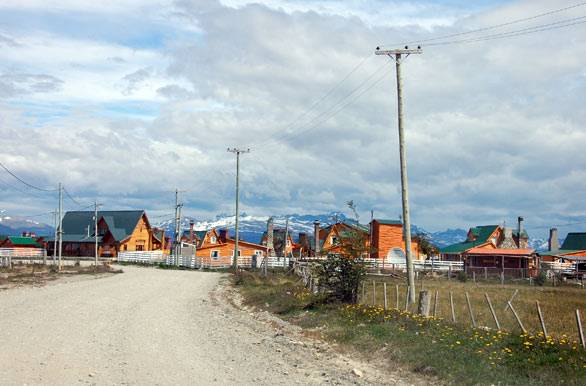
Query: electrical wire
0,160,57,192
379,1,586,48
63,187,91,208
426,14,586,46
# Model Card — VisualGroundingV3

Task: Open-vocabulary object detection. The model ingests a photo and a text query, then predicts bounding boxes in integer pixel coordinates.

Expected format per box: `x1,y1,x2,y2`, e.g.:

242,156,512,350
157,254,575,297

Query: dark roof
374,219,402,225
440,225,498,254
61,210,145,242
560,233,586,251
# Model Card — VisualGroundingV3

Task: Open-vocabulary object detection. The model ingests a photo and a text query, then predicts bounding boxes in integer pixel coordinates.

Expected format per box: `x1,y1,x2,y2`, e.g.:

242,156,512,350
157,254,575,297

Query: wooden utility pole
375,45,422,304
173,189,183,266
227,147,250,271
52,209,57,265
58,182,63,272
94,201,102,267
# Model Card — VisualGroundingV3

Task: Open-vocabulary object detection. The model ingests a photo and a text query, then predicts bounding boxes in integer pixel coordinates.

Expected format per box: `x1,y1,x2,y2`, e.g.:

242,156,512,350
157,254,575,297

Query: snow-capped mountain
0,215,54,236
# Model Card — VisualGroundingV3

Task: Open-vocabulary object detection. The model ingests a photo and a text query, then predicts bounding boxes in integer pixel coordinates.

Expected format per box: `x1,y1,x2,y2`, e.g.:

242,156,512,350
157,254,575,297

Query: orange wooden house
195,229,269,265
369,219,421,260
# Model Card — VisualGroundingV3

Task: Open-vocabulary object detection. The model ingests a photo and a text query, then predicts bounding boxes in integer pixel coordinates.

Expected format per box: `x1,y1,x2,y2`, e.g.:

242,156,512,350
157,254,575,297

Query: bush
457,271,468,282
535,271,547,286
317,254,366,303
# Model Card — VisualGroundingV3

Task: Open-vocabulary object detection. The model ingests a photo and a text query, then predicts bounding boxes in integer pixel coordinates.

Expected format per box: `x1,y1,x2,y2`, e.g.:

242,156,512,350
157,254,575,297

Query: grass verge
235,271,586,386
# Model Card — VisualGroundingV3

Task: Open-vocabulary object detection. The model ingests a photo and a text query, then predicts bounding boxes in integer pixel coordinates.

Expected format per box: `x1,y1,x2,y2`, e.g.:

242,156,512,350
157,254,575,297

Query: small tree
413,232,439,258
317,226,368,303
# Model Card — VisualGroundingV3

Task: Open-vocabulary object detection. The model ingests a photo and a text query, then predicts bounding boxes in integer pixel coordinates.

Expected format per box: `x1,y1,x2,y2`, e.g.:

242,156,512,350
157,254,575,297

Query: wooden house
540,231,586,263
46,210,160,257
195,229,268,261
0,236,42,248
260,228,297,257
369,219,421,260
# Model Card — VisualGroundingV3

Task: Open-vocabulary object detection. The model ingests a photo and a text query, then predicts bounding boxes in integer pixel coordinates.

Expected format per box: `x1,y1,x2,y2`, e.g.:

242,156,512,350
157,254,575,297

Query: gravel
0,266,426,385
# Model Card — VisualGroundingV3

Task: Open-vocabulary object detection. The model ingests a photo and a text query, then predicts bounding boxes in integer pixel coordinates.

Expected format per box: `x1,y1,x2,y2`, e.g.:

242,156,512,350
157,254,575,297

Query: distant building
195,229,268,261
46,210,160,257
540,230,586,263
0,235,43,248
370,219,421,260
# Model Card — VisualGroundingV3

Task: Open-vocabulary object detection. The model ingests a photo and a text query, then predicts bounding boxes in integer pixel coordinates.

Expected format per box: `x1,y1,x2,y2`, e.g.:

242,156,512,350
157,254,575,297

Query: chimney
517,216,525,249
219,228,228,242
549,228,559,252
314,220,320,256
189,221,194,244
267,217,274,256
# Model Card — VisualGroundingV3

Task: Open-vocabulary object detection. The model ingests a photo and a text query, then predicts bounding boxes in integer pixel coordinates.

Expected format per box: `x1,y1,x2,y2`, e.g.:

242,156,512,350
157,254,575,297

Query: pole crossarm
375,48,423,56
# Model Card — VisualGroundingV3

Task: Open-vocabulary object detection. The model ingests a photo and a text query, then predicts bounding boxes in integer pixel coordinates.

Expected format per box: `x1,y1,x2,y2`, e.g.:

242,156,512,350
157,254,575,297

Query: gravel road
0,266,426,385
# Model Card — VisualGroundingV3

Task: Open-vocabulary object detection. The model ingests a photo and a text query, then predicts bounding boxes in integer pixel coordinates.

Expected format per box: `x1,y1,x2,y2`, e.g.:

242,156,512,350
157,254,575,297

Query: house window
286,239,291,247
232,250,242,257
136,245,144,251
211,250,219,259
210,236,217,244
123,245,128,251
331,236,338,245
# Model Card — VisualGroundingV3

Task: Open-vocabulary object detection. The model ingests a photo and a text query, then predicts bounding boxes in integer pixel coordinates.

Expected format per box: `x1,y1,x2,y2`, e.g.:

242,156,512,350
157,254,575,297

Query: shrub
457,271,468,282
535,271,547,286
317,254,366,303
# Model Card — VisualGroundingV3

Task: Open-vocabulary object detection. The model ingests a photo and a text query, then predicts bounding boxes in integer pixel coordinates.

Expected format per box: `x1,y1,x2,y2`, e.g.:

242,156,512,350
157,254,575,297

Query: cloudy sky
0,0,585,236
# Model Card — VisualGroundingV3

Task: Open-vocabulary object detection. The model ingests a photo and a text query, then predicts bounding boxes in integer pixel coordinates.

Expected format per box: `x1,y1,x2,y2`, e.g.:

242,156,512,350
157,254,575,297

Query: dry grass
362,274,586,339
0,263,122,289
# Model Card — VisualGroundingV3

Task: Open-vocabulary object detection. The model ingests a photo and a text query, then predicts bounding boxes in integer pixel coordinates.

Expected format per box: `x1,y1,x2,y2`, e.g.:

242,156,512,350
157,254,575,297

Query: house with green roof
440,223,529,261
46,210,160,258
0,235,42,248
540,232,586,262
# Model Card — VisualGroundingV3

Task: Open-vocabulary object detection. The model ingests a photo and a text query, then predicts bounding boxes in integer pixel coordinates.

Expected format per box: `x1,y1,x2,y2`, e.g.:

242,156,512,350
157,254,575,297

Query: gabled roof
61,210,146,242
470,225,499,241
5,236,41,247
560,233,586,251
440,224,499,254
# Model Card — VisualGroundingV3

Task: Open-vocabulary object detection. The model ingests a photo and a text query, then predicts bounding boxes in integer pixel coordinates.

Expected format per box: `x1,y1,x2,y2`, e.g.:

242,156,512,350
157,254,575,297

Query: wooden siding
371,222,420,260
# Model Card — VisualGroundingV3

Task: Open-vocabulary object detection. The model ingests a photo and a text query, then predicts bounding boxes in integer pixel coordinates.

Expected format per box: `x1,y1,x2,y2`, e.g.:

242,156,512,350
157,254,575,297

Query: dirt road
0,266,420,385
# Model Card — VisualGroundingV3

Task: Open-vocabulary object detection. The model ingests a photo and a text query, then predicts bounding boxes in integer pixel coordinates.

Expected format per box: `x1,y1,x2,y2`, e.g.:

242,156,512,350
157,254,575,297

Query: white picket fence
117,251,165,264
375,258,464,272
0,248,47,267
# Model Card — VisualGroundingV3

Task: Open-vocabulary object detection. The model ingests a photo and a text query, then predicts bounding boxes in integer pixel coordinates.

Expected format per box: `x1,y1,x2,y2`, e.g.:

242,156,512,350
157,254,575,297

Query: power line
247,54,374,151
250,59,391,152
380,1,586,48
63,187,90,208
0,160,57,192
426,14,586,46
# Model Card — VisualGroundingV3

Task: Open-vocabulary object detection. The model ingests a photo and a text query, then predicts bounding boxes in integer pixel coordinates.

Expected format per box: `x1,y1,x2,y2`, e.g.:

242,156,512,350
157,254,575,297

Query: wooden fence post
473,271,476,283
484,267,488,280
395,285,399,309
404,286,410,311
417,290,431,316
362,282,366,303
465,292,476,328
383,282,388,310
504,289,519,312
372,281,376,306
576,309,585,349
450,291,456,323
536,301,548,339
484,293,500,330
508,301,526,333
433,290,439,317
500,271,505,286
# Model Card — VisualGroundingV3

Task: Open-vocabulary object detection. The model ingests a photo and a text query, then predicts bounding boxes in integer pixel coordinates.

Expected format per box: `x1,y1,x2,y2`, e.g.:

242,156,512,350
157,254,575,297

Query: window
331,236,338,245
232,250,242,257
210,236,217,244
210,250,219,259
136,245,144,251
123,245,128,251
286,239,291,247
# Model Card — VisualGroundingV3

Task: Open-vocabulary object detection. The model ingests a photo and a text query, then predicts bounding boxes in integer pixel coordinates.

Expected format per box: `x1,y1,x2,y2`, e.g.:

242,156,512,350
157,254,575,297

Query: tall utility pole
58,182,63,272
227,147,250,271
94,201,102,268
52,209,57,265
283,217,289,269
375,46,422,304
173,189,183,266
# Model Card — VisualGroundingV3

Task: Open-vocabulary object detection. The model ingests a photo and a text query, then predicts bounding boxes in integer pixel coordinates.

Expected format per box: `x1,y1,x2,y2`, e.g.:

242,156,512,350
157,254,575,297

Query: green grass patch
235,272,586,386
